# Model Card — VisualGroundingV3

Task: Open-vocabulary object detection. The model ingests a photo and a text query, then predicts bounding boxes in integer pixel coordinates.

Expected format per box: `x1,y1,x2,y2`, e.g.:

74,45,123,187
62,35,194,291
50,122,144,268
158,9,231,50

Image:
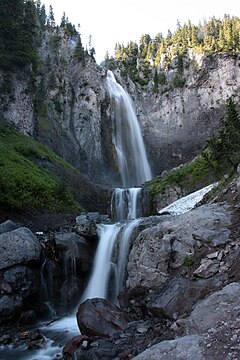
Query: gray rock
127,204,231,292
0,295,23,324
126,224,171,291
0,220,19,235
0,227,41,270
4,266,39,298
147,276,223,320
193,259,220,278
132,334,204,360
75,215,98,238
55,231,93,273
186,282,240,334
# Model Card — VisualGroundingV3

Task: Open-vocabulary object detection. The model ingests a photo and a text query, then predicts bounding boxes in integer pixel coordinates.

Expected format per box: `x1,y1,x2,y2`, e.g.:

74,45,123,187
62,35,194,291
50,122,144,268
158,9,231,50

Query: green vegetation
0,1,86,72
105,15,240,87
0,124,84,212
147,98,240,208
183,256,194,267
0,0,40,71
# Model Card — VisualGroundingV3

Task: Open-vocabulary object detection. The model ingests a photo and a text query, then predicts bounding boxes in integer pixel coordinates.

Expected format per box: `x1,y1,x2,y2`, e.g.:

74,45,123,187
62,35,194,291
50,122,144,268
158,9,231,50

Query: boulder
75,213,110,238
77,298,127,337
186,282,240,334
63,335,90,357
126,225,171,291
55,232,93,273
4,265,39,298
0,295,23,324
147,276,224,320
0,220,19,235
0,227,41,270
127,204,231,292
132,334,204,360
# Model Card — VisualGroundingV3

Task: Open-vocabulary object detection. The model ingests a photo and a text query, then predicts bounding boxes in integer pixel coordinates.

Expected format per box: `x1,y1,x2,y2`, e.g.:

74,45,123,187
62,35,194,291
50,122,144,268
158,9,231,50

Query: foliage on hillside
146,97,240,210
0,123,85,212
0,0,86,72
104,15,240,87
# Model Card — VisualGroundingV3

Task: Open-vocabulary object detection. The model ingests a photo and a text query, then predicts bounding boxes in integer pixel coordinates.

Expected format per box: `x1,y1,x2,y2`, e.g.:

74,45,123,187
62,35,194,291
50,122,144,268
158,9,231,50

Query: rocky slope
0,168,240,359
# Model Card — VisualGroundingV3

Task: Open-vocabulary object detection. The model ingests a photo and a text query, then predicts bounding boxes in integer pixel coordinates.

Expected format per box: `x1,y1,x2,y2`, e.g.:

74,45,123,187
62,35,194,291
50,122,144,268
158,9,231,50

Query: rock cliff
1,29,240,185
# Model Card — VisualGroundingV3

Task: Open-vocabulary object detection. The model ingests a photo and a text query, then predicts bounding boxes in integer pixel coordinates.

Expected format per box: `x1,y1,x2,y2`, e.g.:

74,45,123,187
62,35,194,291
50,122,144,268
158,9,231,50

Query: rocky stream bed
0,172,240,360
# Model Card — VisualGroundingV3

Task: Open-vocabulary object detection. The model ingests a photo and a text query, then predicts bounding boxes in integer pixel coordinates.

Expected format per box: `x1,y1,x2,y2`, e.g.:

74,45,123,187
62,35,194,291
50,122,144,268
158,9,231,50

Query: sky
43,0,240,63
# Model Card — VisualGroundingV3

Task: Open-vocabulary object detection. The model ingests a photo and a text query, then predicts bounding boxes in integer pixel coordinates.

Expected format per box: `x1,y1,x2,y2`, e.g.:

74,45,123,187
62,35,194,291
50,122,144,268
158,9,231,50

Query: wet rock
77,298,128,337
75,213,110,238
55,232,93,273
0,220,19,235
60,276,82,308
19,310,37,325
63,335,90,356
4,265,39,298
132,334,204,360
73,338,116,359
0,334,12,345
0,227,41,270
0,295,23,324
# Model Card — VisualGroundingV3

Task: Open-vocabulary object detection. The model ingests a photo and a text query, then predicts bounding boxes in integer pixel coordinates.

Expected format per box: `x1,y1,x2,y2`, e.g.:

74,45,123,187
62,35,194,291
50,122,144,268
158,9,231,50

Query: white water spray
111,187,141,222
81,224,121,302
107,70,152,187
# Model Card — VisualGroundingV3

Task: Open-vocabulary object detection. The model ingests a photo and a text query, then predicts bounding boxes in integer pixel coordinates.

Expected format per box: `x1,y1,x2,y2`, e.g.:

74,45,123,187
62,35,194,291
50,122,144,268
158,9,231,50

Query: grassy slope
146,151,235,212
0,123,86,212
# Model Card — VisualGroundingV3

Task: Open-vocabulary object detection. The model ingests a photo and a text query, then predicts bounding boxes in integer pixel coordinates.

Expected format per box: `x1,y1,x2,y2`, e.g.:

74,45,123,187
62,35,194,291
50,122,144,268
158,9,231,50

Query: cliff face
132,52,240,176
1,28,240,185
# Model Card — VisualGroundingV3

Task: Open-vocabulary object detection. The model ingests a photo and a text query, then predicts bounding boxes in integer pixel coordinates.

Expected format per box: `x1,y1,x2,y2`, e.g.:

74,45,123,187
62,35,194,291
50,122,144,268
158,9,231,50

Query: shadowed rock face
76,298,128,337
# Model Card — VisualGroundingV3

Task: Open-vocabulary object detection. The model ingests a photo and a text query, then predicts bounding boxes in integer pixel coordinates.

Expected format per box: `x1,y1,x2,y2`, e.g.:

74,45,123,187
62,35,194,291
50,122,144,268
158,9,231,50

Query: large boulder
4,265,39,298
147,276,224,320
0,227,41,270
186,282,240,334
127,204,231,292
77,298,128,337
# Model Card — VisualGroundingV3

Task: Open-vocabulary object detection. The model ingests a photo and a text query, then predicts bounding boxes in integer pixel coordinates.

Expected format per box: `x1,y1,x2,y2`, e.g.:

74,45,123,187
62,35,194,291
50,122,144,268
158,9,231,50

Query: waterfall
80,71,152,304
80,224,121,302
111,187,141,221
107,70,152,187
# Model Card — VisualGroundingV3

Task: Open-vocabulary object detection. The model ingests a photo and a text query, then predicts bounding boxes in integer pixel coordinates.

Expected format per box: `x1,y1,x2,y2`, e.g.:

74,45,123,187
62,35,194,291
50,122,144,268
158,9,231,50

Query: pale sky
43,0,240,63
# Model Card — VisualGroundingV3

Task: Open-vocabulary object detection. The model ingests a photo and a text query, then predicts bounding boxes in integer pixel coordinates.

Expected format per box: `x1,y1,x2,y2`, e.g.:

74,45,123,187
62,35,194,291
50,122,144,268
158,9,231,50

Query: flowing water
107,70,152,187
79,71,152,303
1,70,152,360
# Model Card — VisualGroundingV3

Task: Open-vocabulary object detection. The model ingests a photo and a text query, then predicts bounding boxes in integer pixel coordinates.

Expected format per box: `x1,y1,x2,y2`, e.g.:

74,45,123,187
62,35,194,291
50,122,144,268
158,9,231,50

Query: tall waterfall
80,71,152,304
107,70,152,188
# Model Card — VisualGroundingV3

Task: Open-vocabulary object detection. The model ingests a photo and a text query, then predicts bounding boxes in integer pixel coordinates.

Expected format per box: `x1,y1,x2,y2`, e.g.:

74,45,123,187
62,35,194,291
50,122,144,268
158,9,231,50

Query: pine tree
74,35,85,61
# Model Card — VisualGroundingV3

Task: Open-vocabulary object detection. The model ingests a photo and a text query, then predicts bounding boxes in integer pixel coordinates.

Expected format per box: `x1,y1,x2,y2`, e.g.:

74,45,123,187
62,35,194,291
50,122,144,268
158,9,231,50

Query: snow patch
158,183,218,215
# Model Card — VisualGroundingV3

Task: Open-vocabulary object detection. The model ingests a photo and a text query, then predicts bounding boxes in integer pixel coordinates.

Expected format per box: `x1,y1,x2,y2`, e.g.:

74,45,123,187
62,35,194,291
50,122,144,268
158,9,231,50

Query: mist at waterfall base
1,71,153,360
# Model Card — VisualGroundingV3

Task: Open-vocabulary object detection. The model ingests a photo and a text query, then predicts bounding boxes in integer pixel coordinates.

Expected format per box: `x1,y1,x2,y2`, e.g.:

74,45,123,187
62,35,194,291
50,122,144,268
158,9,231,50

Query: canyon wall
1,28,240,185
